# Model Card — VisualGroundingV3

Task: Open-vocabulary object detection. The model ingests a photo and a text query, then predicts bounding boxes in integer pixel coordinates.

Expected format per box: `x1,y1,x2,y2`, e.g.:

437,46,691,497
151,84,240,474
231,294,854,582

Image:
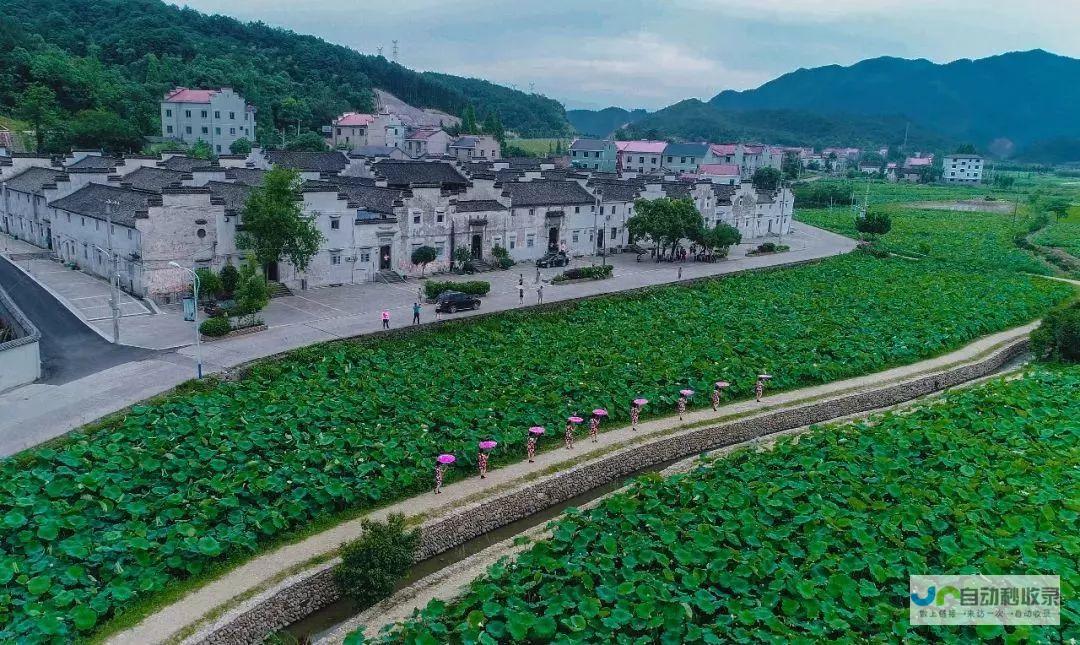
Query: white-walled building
160,87,255,155
942,154,983,184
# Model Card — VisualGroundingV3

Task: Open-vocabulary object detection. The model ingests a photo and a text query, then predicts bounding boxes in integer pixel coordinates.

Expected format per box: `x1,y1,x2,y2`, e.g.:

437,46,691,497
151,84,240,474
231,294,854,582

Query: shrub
199,316,231,337
757,242,777,253
194,268,223,300
335,514,419,608
1031,301,1080,363
553,264,613,282
219,264,240,297
497,257,514,270
424,280,491,299
855,210,892,240
491,244,510,261
410,246,438,276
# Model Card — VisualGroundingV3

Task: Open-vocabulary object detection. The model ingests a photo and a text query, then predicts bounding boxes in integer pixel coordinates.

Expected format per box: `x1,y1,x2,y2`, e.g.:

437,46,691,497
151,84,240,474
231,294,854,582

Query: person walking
677,389,693,420
417,285,423,301
412,302,421,325
535,266,541,283
631,398,646,431
381,309,390,330
536,283,544,304
712,381,729,411
565,416,582,449
477,441,496,479
519,273,524,286
755,374,771,402
518,283,525,305
588,409,607,443
677,266,683,280
434,454,454,494
527,426,543,462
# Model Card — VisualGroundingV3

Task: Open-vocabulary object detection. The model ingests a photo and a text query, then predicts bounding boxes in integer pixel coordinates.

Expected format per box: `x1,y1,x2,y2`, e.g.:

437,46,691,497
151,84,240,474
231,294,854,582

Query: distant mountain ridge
566,107,649,137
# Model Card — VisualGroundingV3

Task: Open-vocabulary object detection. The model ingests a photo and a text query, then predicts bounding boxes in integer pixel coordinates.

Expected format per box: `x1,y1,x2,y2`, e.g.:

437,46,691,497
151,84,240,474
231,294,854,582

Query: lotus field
1033,212,1080,261
796,204,1051,275
0,253,1072,640
376,366,1080,643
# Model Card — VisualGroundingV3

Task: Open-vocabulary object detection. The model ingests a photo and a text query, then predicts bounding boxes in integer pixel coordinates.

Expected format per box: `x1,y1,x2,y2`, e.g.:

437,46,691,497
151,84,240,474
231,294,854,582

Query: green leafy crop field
1034,209,1080,259
0,254,1071,640
797,205,1050,275
375,366,1080,643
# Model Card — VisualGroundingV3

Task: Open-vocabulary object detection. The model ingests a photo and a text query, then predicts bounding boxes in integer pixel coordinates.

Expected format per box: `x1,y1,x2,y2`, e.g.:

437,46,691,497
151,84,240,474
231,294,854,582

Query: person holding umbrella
589,409,608,443
565,415,583,449
435,454,455,494
755,374,772,402
477,440,497,479
712,381,730,411
678,389,694,420
527,426,544,462
631,398,647,431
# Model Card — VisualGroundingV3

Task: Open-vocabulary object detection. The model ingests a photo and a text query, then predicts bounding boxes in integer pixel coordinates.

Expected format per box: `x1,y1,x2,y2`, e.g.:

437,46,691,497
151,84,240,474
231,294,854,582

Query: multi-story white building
160,87,256,155
942,154,983,184
616,141,666,174
329,112,406,151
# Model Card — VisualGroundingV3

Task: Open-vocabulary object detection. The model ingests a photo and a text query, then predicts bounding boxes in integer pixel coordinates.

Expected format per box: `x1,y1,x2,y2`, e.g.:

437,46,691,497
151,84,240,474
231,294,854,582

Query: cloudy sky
175,0,1075,110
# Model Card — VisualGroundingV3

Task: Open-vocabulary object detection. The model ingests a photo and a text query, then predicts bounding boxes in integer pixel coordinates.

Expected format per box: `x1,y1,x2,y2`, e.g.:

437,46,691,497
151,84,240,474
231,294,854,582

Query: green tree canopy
237,166,324,274
229,138,253,155
751,167,782,191
190,139,214,160
855,209,892,241
411,245,438,276
284,131,329,152
701,222,742,252
627,197,703,260
17,84,59,153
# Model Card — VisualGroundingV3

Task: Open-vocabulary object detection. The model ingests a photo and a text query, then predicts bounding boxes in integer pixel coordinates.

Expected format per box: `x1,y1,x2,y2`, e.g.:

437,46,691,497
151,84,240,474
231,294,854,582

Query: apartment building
569,139,618,173
616,141,666,173
942,154,983,184
160,88,255,155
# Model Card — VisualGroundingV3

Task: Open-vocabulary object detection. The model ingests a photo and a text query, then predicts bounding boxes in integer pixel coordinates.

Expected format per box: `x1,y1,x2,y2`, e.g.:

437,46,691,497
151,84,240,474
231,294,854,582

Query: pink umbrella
633,398,648,406
680,389,695,396
436,454,456,465
478,440,498,451
592,408,608,417
529,426,546,435
568,416,584,424
715,381,730,388
758,374,772,380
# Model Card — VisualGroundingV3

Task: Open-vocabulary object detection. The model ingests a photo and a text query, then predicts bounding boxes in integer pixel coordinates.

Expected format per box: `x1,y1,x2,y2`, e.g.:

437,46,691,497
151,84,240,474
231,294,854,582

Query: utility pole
105,198,120,344
777,181,786,246
170,261,203,379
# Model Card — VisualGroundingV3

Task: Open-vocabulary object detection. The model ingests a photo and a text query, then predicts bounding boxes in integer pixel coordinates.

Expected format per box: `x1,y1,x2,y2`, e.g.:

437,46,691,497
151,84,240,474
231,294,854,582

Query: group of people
432,374,772,493
518,274,543,305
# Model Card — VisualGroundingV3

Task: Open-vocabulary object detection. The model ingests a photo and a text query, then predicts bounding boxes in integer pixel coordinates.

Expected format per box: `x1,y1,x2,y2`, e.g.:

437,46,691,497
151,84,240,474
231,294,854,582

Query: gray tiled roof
569,138,610,152
711,183,737,204
207,181,254,214
454,199,506,213
592,180,641,202
502,180,595,208
663,142,709,157
49,184,153,227
4,166,68,194
225,167,266,187
756,189,779,204
160,156,216,173
450,136,478,149
67,155,121,170
660,182,692,199
338,184,403,215
265,150,349,173
348,145,400,158
120,167,188,192
372,160,468,188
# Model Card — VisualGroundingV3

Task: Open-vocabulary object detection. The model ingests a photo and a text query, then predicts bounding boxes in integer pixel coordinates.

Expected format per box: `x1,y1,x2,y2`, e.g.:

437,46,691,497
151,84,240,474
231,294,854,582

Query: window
185,126,192,134
572,230,579,243
230,128,236,135
201,110,208,118
681,157,686,163
214,111,220,119
331,253,342,265
526,234,535,248
599,206,604,215
509,234,517,250
197,228,206,238
360,250,371,263
127,229,132,240
667,156,673,163
651,157,657,164
216,145,221,153
215,127,221,135
66,213,70,222
336,128,342,136
185,110,191,118
230,112,235,120
201,126,208,134
436,209,445,223
639,156,644,163
413,213,421,224
330,218,340,230
435,241,445,257
81,217,85,227
611,227,618,240
574,206,580,214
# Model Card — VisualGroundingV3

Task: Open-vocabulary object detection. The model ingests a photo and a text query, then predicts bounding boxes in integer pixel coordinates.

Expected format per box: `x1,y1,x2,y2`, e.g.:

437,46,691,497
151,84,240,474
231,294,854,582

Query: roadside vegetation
373,366,1080,643
0,252,1071,641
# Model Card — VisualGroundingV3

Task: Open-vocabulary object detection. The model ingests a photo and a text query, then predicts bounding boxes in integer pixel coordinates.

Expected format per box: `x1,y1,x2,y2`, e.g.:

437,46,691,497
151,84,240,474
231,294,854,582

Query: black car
435,291,481,313
536,251,569,268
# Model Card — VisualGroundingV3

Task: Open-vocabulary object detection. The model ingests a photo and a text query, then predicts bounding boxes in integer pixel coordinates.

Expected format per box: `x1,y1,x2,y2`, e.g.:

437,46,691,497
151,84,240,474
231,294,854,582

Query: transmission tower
376,45,383,57
392,40,399,62
529,82,535,94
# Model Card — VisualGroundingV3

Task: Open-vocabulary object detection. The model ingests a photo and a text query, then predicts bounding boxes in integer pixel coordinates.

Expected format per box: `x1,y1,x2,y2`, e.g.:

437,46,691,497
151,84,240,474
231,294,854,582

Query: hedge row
424,280,492,299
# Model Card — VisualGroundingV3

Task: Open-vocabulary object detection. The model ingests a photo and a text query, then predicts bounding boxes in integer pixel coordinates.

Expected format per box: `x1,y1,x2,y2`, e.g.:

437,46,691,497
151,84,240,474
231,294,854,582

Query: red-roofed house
330,112,405,151
704,143,782,179
616,140,667,173
696,163,742,185
404,128,452,158
160,87,255,155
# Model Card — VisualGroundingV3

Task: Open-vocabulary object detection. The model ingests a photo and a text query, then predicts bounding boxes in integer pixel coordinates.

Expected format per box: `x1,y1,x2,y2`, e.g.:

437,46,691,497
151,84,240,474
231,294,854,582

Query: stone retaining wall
186,337,1027,645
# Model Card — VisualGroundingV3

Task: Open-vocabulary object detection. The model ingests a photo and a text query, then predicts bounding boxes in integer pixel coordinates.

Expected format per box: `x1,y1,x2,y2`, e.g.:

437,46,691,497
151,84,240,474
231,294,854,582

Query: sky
174,0,1077,111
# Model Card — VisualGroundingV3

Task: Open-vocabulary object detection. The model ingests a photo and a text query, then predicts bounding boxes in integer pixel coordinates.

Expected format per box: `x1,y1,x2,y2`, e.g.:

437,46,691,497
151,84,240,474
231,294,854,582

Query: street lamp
104,199,121,343
169,261,203,379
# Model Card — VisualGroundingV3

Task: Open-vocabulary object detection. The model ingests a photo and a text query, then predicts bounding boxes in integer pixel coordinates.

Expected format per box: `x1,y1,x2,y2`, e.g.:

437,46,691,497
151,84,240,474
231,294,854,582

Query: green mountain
566,107,649,137
708,50,1080,152
0,0,571,151
620,99,950,150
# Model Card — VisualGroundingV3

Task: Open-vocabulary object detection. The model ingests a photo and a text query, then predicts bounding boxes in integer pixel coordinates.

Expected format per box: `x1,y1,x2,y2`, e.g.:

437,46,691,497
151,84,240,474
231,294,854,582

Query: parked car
435,291,481,313
536,251,569,268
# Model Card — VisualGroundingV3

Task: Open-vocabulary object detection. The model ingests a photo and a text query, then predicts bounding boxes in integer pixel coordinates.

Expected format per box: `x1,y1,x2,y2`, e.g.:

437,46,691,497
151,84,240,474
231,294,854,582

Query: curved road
0,255,155,385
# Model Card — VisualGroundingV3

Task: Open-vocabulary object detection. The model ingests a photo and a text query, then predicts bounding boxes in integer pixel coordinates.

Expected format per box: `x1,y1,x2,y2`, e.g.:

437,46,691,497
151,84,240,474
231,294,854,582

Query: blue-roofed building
569,138,617,173
662,142,709,174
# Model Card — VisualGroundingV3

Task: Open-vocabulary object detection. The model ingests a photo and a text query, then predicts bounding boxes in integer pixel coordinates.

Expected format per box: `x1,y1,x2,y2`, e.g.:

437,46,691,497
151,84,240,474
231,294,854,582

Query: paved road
0,255,156,384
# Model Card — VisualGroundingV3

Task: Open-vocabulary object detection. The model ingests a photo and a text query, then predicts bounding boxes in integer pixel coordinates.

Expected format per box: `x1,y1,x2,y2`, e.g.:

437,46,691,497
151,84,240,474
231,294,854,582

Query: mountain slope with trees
566,107,649,137
0,0,571,152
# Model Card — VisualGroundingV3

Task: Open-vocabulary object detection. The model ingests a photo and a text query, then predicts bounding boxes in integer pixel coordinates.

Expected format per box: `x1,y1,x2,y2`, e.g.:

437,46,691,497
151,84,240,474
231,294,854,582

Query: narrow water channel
282,455,686,642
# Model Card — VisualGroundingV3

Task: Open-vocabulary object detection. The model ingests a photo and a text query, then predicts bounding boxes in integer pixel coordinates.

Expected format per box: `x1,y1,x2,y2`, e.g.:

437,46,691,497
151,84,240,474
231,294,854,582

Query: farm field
375,365,1080,643
0,253,1072,641
1033,209,1080,259
796,179,1019,207
504,137,569,156
796,204,1050,274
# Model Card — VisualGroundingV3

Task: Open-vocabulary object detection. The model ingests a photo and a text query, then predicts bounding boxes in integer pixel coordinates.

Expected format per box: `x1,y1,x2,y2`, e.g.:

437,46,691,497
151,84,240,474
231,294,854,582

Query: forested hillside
619,99,951,150
0,0,571,152
566,107,649,137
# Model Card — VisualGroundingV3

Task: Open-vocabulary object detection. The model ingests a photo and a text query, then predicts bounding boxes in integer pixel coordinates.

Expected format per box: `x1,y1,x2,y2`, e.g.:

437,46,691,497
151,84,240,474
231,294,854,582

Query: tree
17,84,59,153
627,197,703,261
751,167,782,191
194,267,222,301
1030,301,1080,363
1041,196,1072,220
460,104,478,134
237,166,325,276
229,138,253,155
190,138,214,160
453,246,472,271
954,143,978,154
855,209,892,242
701,222,742,255
219,263,240,297
482,110,504,143
781,152,800,180
334,515,419,608
233,259,270,326
57,109,144,153
285,131,329,151
276,96,310,132
411,245,437,276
